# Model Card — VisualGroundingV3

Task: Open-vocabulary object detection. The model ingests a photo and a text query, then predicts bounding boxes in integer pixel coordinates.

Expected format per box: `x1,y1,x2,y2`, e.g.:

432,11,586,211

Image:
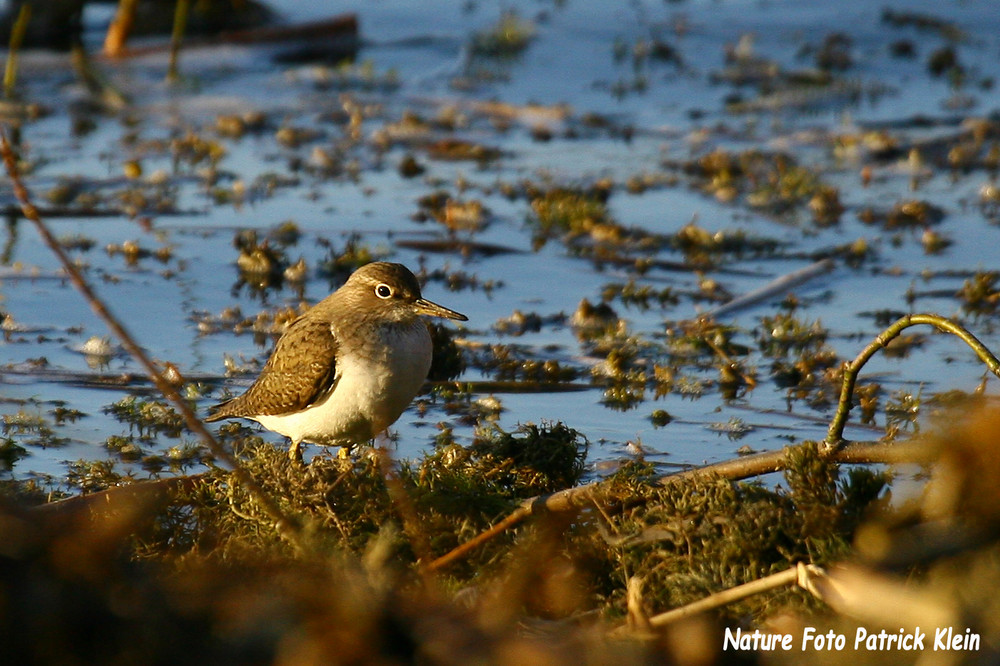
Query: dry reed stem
0,130,306,553
104,0,140,57
168,0,190,82
3,3,29,99
808,563,958,631
643,562,826,629
705,258,836,319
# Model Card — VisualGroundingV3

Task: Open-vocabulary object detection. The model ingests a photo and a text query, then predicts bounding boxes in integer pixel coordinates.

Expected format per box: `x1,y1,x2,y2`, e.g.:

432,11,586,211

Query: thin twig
0,130,306,553
824,313,1000,450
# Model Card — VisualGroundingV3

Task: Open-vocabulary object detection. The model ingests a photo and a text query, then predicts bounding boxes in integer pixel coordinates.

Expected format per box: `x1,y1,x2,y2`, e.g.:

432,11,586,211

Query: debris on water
73,336,116,367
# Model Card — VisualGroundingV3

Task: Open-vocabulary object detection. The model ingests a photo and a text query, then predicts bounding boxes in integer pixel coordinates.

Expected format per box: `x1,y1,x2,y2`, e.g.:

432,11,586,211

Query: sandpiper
206,262,467,460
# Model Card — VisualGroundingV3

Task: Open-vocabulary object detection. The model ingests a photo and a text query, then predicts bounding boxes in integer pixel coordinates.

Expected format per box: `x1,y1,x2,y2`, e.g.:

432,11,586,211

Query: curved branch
824,313,1000,450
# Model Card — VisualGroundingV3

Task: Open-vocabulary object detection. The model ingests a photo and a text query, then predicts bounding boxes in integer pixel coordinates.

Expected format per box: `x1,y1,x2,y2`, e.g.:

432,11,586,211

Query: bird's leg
288,439,304,464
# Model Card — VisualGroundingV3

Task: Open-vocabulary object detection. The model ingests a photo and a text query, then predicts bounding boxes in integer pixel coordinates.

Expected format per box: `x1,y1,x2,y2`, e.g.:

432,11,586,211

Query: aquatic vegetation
414,192,490,234
957,271,1000,315
103,396,186,439
427,322,465,382
170,131,226,170
673,149,842,223
880,7,965,41
470,10,536,59
884,387,923,436
707,416,754,440
316,234,386,282
2,408,69,449
812,32,853,71
289,59,400,94
601,382,645,411
669,221,784,264
425,138,501,163
475,343,579,384
421,267,501,295
757,311,829,357
397,152,425,178
858,199,946,229
570,298,623,341
493,309,543,336
528,186,617,244
214,110,268,138
63,458,128,494
232,228,289,292
104,434,143,462
0,437,27,470
649,409,672,428
880,332,926,358
664,317,748,362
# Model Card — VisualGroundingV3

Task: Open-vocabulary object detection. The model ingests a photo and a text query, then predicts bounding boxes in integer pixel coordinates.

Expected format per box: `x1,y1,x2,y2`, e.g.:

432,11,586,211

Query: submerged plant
529,187,615,242
470,10,536,59
104,395,186,439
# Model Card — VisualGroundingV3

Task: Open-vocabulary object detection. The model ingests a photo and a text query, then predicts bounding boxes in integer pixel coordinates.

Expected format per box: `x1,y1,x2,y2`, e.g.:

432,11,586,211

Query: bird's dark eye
375,283,393,299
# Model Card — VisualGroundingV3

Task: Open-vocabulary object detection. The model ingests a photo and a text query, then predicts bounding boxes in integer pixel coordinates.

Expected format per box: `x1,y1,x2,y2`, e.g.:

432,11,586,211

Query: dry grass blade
630,562,826,630
3,3,29,99
0,129,305,553
168,0,190,82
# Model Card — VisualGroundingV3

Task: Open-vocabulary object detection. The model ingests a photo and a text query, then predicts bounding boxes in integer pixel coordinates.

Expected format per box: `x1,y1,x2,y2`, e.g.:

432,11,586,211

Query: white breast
253,321,432,446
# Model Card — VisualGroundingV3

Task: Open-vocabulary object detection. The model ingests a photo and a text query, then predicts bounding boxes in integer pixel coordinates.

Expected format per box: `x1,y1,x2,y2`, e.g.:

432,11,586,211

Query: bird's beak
414,298,468,321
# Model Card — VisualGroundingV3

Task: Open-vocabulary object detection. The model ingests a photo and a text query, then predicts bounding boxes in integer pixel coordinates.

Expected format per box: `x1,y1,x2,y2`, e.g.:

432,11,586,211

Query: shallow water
3,0,1000,485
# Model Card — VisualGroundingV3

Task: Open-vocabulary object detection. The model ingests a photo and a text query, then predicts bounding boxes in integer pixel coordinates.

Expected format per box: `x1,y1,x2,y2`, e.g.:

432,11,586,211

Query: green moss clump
134,422,588,572
103,396,186,438
592,443,887,622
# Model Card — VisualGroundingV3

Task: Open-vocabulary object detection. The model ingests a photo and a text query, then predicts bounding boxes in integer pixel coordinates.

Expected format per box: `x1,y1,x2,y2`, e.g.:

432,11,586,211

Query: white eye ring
375,283,393,299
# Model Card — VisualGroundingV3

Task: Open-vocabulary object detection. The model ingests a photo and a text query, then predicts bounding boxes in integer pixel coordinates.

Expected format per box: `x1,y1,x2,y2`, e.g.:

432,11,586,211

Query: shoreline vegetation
2,2,1000,663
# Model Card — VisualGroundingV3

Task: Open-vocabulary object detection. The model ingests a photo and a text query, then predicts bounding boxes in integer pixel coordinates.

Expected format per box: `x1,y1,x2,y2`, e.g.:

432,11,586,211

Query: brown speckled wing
207,315,339,420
